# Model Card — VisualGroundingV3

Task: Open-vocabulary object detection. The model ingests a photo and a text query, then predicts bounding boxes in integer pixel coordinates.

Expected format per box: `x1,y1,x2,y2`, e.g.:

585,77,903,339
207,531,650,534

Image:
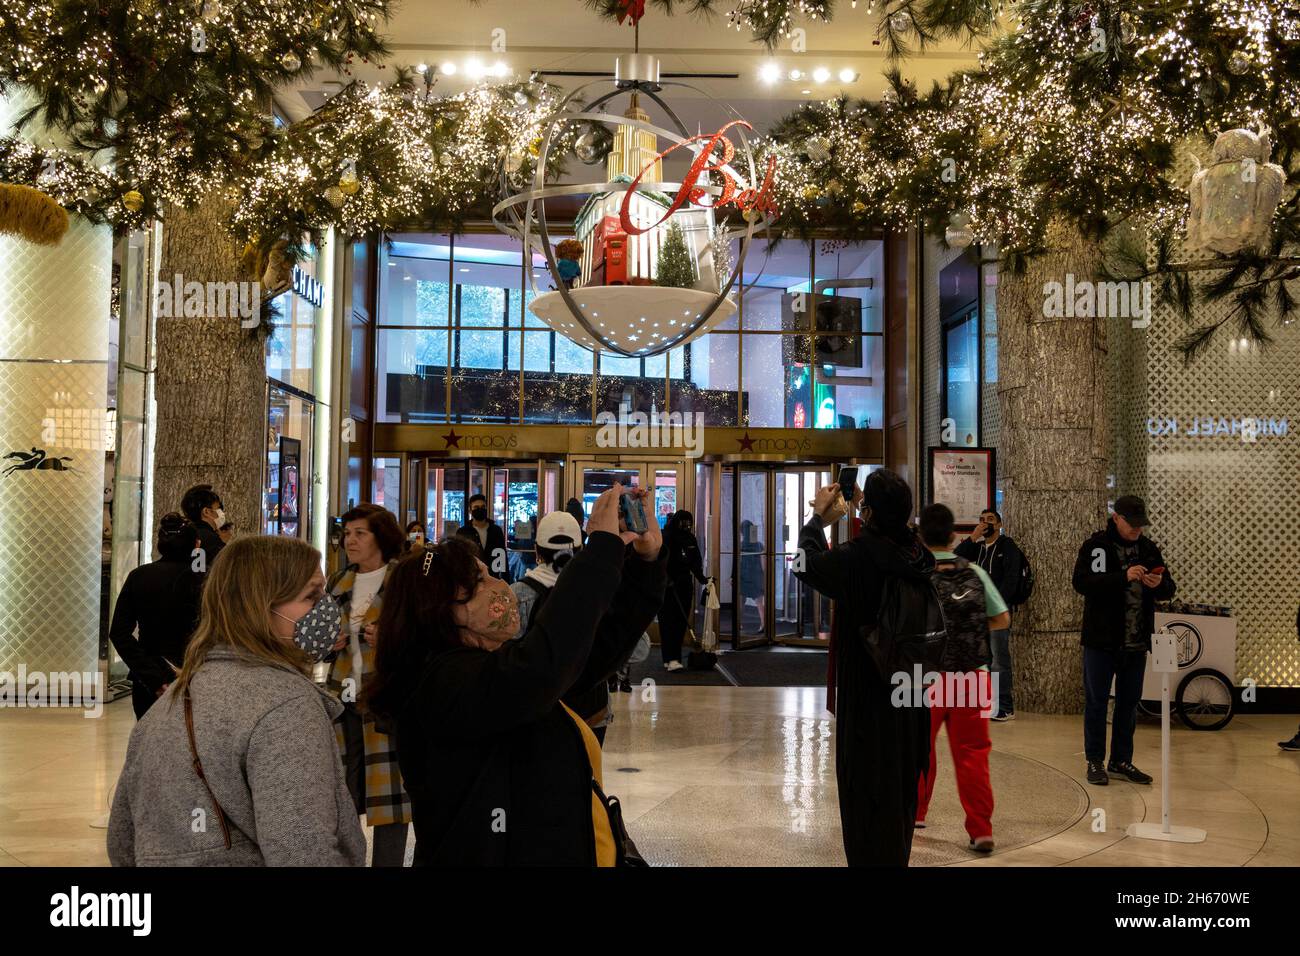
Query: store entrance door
568,457,688,530
424,458,561,581
722,464,837,649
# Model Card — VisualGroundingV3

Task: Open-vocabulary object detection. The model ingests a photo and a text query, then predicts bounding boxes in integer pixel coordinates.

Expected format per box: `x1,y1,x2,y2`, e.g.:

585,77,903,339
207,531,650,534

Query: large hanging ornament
1118,12,1137,45
1226,51,1251,75
121,189,144,212
1187,128,1284,256
493,53,777,357
323,185,345,208
804,137,831,163
338,171,361,196
574,128,603,165
945,212,974,249
280,51,302,72
889,10,912,32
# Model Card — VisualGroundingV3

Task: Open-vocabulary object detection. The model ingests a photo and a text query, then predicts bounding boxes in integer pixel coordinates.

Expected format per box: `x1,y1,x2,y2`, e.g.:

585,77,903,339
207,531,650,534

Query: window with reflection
374,230,884,429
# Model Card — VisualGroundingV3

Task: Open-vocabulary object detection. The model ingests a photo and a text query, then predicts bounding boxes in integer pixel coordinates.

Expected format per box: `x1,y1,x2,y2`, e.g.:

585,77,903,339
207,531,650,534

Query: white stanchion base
1126,822,1207,843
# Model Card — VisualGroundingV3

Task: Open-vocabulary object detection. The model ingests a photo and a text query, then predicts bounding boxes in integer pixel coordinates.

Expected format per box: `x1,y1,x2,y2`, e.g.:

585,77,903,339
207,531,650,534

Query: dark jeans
341,706,409,867
1083,645,1148,764
989,628,1013,715
659,580,692,664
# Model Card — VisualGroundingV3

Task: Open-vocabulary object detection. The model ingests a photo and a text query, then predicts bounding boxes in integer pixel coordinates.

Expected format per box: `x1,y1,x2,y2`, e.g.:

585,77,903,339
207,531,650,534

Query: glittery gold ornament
826,179,843,196
121,189,144,212
324,185,345,207
852,200,867,214
801,185,821,201
280,51,301,72
527,137,541,158
338,173,360,196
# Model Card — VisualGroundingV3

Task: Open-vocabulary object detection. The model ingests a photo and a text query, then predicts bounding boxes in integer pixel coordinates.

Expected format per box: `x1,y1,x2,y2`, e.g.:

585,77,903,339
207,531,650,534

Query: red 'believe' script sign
618,120,777,236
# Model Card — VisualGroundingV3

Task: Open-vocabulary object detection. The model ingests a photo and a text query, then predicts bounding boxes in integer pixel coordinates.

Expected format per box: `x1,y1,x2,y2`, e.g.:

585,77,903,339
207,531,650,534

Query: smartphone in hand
836,466,858,505
619,492,649,534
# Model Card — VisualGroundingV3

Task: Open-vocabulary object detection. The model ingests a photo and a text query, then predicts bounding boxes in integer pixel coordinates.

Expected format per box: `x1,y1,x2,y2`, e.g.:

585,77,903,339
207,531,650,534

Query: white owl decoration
1186,128,1285,256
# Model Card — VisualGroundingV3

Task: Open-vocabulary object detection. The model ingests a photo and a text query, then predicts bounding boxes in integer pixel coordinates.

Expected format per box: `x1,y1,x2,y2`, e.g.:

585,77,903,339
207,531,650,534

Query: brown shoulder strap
183,689,232,850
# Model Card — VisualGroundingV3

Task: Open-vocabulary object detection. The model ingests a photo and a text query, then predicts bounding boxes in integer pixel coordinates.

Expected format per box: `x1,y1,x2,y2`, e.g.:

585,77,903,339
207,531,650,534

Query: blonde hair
173,535,322,695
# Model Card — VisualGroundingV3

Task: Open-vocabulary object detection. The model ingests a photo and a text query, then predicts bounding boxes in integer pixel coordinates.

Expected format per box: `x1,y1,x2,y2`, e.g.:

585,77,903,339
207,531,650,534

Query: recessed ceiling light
801,89,812,95
812,67,831,83
465,58,485,80
839,68,858,83
788,69,803,81
416,63,428,75
491,60,509,77
760,62,781,84
440,62,457,76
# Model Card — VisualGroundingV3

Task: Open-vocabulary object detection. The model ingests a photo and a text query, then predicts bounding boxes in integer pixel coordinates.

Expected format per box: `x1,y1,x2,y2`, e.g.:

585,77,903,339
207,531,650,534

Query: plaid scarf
324,561,411,828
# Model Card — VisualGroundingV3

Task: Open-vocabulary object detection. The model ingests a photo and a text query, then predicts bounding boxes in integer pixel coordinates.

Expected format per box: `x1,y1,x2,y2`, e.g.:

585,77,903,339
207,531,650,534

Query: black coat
108,556,203,693
194,522,224,569
793,516,934,866
394,531,667,866
954,534,1025,608
1071,520,1176,651
455,521,509,579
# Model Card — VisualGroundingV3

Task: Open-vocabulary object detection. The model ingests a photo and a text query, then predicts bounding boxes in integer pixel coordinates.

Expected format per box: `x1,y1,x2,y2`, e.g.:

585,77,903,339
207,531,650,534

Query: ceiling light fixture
759,62,781,84
812,67,830,83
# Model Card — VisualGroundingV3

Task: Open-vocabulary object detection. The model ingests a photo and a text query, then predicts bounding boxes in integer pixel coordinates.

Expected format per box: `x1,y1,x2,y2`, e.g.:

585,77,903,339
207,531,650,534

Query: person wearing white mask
181,483,227,569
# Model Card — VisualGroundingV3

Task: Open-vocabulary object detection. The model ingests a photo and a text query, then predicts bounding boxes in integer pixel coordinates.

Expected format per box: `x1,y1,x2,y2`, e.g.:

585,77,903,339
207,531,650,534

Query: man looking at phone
1072,496,1175,787
956,509,1026,721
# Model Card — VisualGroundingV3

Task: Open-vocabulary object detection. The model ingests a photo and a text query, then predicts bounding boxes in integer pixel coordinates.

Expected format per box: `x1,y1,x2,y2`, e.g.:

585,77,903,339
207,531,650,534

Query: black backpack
863,571,948,677
1009,546,1034,607
930,557,991,673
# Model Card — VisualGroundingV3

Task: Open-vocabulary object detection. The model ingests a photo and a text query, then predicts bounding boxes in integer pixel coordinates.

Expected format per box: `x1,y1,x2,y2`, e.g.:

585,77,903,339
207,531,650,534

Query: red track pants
915,671,994,841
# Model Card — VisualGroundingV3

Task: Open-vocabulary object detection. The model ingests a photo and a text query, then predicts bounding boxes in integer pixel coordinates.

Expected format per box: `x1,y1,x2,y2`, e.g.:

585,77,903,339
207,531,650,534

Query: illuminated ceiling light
801,89,812,95
759,62,781,84
440,61,458,76
465,58,486,80
812,67,831,83
491,60,510,77
839,68,858,83
415,63,428,75
788,68,803,81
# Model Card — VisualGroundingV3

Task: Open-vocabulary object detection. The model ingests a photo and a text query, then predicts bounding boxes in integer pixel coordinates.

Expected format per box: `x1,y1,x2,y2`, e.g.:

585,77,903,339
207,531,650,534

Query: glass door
730,467,770,648
773,467,833,645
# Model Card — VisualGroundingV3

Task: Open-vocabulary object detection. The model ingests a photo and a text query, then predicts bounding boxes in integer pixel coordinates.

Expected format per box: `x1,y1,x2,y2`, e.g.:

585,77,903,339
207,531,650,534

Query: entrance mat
715,646,829,688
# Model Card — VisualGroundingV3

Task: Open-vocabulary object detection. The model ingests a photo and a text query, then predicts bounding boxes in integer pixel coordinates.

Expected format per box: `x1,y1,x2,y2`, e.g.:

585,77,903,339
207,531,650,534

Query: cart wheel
1136,699,1162,719
1175,669,1234,731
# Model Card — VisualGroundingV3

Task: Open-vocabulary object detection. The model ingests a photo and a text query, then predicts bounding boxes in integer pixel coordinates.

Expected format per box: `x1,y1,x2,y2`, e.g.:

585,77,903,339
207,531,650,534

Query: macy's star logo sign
442,429,462,449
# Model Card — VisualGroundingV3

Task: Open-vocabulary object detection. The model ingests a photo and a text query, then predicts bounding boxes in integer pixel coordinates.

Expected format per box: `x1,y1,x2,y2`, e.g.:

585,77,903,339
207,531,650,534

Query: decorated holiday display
493,51,777,356
1186,129,1286,257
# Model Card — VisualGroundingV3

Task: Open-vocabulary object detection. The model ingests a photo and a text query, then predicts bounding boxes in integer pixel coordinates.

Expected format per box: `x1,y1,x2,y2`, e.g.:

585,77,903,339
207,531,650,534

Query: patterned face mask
453,573,520,648
275,594,342,662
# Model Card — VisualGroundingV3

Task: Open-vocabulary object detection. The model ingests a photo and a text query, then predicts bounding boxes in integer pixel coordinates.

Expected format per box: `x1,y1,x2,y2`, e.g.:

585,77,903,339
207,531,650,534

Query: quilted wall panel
0,218,112,677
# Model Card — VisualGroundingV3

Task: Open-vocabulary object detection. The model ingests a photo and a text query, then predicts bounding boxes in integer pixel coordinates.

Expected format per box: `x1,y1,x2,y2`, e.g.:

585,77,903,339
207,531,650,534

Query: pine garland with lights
229,71,574,255
760,0,1300,357
0,0,392,221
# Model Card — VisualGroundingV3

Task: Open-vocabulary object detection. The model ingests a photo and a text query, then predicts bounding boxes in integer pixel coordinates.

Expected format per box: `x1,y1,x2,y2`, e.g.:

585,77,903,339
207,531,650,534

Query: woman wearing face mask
404,521,426,553
365,484,666,866
107,535,364,866
658,510,708,671
325,503,411,866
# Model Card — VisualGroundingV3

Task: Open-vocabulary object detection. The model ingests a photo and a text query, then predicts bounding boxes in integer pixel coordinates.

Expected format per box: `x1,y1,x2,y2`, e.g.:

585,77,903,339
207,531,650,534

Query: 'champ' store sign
1146,416,1289,439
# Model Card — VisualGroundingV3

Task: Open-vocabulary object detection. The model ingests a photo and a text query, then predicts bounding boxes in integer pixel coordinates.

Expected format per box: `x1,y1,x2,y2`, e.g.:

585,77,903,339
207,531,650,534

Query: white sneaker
665,660,684,672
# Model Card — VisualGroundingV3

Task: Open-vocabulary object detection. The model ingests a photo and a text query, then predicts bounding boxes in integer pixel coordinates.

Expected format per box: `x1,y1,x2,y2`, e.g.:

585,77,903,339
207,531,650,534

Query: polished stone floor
1,686,1297,866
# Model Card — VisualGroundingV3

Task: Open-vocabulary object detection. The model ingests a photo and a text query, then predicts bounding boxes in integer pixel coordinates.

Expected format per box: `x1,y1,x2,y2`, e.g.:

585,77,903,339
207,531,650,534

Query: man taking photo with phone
1072,495,1175,787
956,509,1027,721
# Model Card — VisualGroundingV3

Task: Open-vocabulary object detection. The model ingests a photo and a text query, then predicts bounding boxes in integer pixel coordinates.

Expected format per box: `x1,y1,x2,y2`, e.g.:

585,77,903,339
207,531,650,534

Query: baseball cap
1112,495,1150,527
536,511,582,549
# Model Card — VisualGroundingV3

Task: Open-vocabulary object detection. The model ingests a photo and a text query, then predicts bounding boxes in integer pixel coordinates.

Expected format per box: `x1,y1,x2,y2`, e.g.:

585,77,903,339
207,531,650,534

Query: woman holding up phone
365,484,666,866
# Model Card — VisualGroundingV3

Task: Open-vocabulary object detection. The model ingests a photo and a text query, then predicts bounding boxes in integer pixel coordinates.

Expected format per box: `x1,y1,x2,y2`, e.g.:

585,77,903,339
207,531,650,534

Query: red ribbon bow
617,0,646,26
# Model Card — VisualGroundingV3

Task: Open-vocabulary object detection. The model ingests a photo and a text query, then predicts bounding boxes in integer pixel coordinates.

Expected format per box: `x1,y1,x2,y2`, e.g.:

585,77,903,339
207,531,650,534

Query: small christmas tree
656,221,697,289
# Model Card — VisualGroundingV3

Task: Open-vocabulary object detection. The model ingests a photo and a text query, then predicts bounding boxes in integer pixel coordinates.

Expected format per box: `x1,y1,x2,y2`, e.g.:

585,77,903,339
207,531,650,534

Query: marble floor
1,685,1297,866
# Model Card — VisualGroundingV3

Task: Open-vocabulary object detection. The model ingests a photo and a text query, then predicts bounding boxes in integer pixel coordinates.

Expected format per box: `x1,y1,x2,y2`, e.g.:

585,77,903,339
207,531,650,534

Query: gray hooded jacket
108,646,366,866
